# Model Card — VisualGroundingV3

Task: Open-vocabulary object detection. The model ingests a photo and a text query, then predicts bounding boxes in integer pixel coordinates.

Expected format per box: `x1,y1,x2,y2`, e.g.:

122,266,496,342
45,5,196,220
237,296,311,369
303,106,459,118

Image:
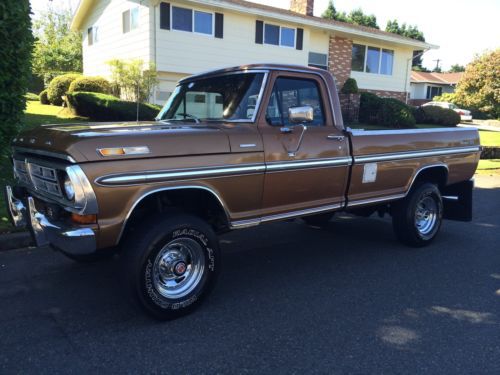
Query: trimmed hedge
359,92,383,124
377,98,416,128
341,78,359,94
66,92,161,121
413,106,460,126
68,76,111,95
25,92,39,101
39,89,49,104
47,73,81,105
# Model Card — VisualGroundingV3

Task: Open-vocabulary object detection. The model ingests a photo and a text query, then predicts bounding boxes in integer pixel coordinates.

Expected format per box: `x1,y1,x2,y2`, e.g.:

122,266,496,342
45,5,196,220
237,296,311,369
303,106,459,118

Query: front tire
392,183,443,247
122,214,220,320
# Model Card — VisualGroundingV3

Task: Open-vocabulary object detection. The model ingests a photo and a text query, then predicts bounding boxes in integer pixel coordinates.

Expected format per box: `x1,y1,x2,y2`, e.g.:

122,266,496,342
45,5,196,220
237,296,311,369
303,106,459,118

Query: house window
426,86,442,99
264,23,295,48
87,26,99,46
123,7,139,33
171,6,213,35
308,52,328,70
351,44,394,75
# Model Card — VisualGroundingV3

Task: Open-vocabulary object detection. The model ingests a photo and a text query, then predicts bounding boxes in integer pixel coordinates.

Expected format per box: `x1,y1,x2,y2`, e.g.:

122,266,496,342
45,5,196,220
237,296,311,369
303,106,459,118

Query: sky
31,0,500,71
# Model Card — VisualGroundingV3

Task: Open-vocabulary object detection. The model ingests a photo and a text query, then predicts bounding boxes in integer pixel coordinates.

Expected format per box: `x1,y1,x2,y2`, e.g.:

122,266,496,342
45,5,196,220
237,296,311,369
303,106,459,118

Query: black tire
122,214,220,320
302,212,334,228
392,183,443,247
61,247,118,263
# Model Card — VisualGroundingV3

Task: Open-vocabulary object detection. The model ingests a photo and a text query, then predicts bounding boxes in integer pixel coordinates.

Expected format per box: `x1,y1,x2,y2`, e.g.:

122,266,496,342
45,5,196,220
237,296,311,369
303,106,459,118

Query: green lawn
0,101,86,233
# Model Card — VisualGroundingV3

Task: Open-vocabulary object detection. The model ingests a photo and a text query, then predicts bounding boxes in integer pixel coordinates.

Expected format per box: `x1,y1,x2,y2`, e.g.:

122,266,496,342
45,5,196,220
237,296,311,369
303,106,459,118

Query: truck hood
12,121,232,162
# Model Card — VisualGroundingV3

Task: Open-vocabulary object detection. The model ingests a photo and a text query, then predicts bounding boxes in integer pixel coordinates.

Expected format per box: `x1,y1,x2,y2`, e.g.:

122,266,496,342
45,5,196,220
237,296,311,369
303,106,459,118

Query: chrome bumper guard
5,185,96,255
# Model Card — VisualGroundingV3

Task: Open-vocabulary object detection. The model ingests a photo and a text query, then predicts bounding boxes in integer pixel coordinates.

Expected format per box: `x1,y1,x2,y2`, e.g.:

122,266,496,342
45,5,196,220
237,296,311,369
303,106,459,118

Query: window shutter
160,2,171,30
87,27,93,45
214,13,223,38
255,20,263,44
122,10,130,33
296,28,303,50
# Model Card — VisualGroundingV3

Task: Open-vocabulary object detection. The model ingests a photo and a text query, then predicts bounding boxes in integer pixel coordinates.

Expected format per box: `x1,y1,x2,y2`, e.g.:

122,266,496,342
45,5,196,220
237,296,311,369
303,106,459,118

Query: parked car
422,101,473,122
5,64,481,320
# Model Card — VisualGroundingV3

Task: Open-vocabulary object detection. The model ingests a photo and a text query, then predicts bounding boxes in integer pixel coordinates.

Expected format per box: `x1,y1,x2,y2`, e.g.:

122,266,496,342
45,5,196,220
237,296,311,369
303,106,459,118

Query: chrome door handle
327,135,345,141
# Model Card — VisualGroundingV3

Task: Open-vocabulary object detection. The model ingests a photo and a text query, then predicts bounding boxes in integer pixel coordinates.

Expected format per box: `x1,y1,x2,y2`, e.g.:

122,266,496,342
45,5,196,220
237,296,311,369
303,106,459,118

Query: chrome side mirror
288,105,314,124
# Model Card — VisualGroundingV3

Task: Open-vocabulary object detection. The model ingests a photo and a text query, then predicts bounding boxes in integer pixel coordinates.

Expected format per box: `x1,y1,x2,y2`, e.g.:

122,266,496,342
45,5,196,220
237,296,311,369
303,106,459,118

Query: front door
258,71,350,218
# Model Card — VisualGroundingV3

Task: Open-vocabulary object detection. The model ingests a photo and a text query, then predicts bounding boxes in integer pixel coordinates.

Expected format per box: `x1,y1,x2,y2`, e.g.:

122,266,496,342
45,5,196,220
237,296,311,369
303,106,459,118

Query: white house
71,0,437,104
410,71,463,105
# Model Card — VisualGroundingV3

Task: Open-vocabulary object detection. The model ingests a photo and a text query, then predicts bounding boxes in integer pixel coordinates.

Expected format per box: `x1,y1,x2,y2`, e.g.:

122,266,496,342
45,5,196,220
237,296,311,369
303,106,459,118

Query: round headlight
64,175,75,200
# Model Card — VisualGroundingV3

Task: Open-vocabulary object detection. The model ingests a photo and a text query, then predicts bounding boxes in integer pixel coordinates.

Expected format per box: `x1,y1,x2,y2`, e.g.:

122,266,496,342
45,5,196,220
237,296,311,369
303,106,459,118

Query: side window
266,77,325,127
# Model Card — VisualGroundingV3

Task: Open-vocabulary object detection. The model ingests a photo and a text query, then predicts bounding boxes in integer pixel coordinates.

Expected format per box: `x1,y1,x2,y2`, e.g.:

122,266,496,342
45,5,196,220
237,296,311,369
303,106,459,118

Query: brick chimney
290,0,314,16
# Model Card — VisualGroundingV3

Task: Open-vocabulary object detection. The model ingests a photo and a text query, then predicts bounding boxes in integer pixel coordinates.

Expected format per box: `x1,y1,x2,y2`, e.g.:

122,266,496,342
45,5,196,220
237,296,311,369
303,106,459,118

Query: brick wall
338,93,360,123
289,0,314,16
328,36,352,90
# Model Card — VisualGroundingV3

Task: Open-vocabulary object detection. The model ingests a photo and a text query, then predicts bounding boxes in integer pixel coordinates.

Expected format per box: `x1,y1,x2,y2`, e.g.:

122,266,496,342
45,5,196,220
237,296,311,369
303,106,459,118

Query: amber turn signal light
71,213,97,224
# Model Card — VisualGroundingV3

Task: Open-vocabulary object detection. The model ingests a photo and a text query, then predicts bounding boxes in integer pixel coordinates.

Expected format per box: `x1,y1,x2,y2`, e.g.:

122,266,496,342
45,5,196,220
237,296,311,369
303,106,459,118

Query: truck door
258,71,350,218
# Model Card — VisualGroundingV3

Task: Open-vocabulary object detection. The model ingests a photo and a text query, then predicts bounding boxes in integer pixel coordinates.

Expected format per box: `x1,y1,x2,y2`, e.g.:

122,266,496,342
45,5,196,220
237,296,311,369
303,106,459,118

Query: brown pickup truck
5,64,480,319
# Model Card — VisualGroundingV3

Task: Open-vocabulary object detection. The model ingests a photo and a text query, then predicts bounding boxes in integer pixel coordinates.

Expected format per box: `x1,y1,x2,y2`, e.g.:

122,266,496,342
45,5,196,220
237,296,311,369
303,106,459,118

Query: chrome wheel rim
152,238,205,299
414,196,438,236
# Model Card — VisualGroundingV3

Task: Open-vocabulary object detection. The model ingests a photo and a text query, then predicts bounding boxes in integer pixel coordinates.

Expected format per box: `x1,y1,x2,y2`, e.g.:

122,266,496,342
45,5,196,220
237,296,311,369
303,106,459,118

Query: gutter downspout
405,48,430,104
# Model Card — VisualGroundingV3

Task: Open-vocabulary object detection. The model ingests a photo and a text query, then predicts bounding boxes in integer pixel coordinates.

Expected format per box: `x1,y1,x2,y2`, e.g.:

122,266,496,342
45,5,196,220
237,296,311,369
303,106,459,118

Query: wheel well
121,188,230,241
410,165,448,191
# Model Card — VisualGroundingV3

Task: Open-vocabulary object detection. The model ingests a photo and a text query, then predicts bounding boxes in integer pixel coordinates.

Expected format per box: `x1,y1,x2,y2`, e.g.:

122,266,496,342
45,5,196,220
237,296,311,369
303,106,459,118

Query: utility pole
433,59,442,72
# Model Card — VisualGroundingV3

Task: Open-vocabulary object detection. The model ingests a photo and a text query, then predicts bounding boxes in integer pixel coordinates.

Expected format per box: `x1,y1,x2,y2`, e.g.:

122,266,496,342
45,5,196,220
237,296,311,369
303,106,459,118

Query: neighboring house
410,71,463,106
71,0,437,104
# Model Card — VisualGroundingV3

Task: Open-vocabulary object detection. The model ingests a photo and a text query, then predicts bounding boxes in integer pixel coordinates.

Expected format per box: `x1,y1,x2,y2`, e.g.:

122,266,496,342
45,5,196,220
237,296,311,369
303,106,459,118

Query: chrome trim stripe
351,127,477,136
13,147,76,163
239,143,257,148
267,157,351,171
347,194,405,208
354,146,480,164
230,203,342,229
98,164,266,185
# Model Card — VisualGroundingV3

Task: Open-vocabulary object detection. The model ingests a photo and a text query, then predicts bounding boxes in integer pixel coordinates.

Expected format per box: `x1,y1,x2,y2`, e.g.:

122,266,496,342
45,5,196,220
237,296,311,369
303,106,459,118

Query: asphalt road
1,176,499,374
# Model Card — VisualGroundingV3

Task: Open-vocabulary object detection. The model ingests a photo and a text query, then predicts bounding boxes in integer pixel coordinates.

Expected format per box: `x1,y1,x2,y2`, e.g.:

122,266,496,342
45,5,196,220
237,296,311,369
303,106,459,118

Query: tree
0,0,34,158
449,64,465,73
107,59,159,103
386,20,426,68
455,50,500,118
32,7,82,79
322,1,378,29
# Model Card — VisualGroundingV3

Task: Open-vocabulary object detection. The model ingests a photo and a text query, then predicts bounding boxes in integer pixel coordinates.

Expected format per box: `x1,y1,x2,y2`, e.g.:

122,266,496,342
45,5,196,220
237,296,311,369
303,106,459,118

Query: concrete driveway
1,176,499,373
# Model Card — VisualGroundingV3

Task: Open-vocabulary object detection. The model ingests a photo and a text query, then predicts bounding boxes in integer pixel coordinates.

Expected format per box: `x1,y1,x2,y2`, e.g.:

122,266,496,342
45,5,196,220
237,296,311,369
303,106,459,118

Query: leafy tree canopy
322,1,379,29
385,20,425,42
449,64,466,73
32,7,82,76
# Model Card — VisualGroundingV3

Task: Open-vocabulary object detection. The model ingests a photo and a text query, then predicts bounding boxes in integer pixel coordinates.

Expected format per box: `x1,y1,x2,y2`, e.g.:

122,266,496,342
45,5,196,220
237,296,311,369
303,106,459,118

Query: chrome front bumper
5,186,96,255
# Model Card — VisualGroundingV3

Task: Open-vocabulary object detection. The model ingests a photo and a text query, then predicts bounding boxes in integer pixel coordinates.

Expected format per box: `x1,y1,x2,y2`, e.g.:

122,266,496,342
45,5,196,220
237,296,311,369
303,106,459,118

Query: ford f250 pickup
5,64,481,319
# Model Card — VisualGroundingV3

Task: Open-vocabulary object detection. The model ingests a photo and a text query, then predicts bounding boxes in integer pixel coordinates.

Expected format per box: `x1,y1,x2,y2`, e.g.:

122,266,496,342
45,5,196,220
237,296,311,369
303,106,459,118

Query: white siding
410,82,427,99
350,40,413,93
81,0,152,77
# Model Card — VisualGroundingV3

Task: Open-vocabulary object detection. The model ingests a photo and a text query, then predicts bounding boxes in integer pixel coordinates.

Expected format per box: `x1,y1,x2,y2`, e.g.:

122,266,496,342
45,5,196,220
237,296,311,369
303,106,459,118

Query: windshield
157,73,265,122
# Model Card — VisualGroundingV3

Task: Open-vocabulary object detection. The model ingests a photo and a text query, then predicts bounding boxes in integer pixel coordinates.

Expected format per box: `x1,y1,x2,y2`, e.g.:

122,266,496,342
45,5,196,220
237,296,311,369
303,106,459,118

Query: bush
68,76,111,94
47,73,81,105
359,92,383,124
43,70,81,88
66,92,161,121
25,92,39,101
377,98,416,128
341,78,359,94
39,89,49,104
414,106,460,126
0,0,34,159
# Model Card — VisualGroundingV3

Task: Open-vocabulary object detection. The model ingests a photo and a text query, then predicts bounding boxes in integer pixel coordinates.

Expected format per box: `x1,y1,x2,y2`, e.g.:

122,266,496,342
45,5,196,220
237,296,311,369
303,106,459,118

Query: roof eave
70,0,95,31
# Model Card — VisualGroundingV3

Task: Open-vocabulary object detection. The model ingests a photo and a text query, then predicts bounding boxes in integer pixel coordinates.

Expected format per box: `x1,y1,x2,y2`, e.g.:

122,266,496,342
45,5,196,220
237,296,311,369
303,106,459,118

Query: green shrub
25,92,39,101
47,73,81,105
341,78,359,94
43,71,81,88
415,106,460,126
68,76,111,94
0,0,34,159
359,92,383,124
39,89,49,104
377,98,416,128
66,92,161,121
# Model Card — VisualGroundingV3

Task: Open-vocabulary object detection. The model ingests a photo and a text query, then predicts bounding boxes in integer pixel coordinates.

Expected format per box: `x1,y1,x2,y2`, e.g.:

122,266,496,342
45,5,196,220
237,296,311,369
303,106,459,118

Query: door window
266,77,325,127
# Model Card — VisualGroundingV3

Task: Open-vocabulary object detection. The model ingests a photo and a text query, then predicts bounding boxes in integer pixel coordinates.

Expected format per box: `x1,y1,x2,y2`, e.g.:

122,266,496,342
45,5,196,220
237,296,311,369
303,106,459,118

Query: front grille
13,159,63,198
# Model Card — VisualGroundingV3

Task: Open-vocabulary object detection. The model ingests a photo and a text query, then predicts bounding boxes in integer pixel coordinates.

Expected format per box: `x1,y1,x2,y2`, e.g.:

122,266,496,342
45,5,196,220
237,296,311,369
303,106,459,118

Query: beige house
410,71,463,105
71,0,437,104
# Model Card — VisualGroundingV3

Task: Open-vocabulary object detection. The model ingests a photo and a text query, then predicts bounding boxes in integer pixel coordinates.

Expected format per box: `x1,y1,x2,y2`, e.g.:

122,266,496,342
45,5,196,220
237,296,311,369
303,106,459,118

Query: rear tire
392,183,443,247
122,214,220,320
